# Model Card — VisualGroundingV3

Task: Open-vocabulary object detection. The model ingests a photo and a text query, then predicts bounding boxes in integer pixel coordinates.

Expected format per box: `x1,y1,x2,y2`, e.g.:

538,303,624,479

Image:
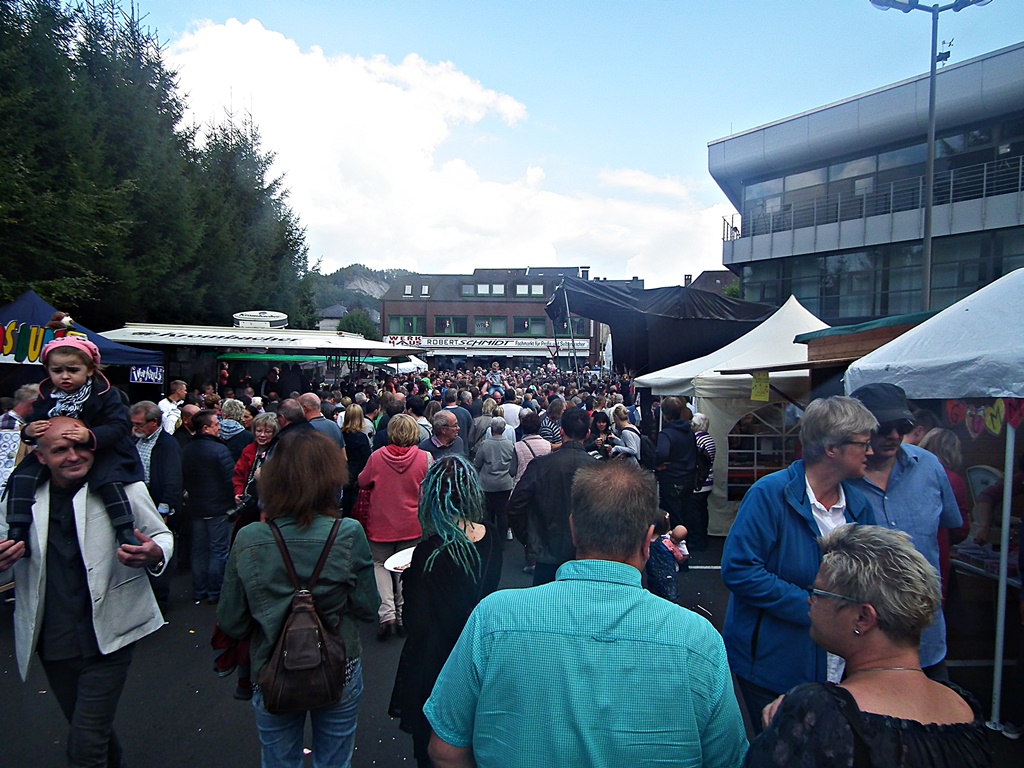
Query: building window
557,317,587,336
388,315,426,335
531,284,544,295
461,284,474,296
421,285,430,296
515,284,529,296
491,284,505,296
514,316,547,336
476,283,489,295
403,285,412,297
474,316,507,336
434,316,468,335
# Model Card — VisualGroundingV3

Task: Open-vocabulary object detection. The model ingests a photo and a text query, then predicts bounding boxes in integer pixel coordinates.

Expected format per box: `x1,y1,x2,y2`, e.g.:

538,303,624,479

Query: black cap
850,383,914,424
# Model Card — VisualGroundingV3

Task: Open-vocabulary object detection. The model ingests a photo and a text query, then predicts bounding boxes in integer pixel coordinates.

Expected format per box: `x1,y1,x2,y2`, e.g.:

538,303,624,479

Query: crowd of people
0,347,1018,766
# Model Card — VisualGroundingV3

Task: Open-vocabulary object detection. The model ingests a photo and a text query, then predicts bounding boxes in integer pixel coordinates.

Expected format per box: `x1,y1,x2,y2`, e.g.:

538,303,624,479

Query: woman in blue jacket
721,396,877,732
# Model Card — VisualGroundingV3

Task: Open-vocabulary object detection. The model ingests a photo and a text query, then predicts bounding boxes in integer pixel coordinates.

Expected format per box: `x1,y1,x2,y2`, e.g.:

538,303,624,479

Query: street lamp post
868,0,993,312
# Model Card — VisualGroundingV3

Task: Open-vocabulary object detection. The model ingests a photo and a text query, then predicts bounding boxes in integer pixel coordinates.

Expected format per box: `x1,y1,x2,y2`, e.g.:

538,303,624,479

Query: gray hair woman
474,416,516,542
468,398,497,458
690,412,715,551
721,396,880,732
220,398,254,462
745,524,989,767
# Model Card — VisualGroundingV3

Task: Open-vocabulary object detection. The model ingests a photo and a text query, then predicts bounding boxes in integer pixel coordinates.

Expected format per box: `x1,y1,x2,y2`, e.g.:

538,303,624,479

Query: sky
138,1,1021,288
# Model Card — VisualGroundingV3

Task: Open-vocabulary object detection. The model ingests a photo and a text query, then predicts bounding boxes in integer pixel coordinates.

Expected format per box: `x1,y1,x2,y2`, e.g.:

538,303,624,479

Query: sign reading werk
385,336,589,351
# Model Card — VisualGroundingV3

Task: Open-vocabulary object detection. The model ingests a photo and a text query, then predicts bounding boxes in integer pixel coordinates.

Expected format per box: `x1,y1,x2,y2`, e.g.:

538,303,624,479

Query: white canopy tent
383,355,429,374
634,296,828,534
845,268,1024,726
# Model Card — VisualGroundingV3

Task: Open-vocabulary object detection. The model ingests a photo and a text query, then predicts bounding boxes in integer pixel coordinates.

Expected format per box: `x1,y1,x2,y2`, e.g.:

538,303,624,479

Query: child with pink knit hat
4,336,144,556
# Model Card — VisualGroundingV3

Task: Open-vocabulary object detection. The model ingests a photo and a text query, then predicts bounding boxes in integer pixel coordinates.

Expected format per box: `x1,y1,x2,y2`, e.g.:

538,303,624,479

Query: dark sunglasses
876,419,914,436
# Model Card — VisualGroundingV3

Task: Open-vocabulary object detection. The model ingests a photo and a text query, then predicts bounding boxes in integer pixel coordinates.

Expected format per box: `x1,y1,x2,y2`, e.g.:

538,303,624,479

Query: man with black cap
850,382,962,680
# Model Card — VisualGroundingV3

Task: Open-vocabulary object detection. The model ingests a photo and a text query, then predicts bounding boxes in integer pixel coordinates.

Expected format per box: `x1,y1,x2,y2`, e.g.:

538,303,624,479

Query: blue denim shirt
850,444,962,667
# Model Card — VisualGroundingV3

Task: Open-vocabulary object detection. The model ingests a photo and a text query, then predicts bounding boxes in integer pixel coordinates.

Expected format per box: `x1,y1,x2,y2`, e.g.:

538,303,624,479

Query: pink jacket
357,445,428,542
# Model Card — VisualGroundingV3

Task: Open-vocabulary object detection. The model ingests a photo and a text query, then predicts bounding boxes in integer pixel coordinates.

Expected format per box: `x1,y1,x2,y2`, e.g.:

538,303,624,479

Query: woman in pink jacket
357,414,430,640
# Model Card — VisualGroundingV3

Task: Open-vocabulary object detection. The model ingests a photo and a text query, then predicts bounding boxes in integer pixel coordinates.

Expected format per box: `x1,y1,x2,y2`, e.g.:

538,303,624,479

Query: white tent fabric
633,295,827,395
844,268,1024,726
634,296,828,535
385,355,429,374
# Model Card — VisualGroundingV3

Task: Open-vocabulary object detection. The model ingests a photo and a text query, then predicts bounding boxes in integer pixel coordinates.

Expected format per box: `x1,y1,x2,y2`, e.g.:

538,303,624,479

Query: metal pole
988,423,1015,728
563,283,579,379
921,5,939,312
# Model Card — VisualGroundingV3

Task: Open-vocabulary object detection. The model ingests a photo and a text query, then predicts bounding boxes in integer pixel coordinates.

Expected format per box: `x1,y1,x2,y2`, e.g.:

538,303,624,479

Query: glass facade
738,111,1024,239
740,226,1024,324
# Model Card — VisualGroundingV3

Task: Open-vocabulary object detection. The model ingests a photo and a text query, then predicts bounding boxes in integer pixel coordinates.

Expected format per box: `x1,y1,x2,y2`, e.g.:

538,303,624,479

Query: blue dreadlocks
418,455,485,577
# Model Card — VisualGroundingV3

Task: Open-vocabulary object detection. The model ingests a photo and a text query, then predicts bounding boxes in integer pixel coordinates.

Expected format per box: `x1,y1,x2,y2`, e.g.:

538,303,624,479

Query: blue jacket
721,461,874,695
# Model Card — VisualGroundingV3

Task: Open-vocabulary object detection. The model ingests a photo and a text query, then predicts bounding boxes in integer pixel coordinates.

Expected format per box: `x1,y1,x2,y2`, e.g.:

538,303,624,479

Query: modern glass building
709,42,1024,324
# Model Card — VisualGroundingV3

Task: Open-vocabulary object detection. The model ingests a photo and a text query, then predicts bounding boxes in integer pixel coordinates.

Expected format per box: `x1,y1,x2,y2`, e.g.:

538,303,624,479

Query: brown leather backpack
257,518,349,714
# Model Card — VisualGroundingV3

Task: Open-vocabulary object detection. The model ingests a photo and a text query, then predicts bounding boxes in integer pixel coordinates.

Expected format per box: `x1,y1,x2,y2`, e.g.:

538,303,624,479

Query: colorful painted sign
0,322,87,365
945,398,1024,438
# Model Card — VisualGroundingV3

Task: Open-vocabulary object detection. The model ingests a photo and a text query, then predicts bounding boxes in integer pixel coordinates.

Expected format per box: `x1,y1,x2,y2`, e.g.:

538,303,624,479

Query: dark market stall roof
100,323,424,358
1,290,162,367
546,277,775,374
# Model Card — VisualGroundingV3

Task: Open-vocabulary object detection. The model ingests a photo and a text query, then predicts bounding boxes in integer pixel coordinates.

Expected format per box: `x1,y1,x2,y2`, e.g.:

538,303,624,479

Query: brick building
381,267,601,369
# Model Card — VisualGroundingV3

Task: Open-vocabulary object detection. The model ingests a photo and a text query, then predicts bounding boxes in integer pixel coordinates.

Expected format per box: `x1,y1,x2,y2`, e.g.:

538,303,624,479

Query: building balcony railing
722,155,1024,242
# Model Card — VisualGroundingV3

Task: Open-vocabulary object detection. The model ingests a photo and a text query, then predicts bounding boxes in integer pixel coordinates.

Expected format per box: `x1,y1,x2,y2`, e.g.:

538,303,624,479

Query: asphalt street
1,538,1020,767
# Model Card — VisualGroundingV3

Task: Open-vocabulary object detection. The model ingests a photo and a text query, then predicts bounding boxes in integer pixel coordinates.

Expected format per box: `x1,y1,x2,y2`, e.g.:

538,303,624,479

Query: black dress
389,523,503,766
743,681,992,768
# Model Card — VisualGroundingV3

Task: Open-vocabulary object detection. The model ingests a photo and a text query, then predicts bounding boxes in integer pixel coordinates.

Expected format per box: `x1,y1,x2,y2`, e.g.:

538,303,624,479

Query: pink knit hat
41,335,102,367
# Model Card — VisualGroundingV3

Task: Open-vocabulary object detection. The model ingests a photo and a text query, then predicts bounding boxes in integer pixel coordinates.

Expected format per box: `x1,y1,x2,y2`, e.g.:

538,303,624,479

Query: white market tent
635,296,828,533
384,355,429,374
844,268,1024,726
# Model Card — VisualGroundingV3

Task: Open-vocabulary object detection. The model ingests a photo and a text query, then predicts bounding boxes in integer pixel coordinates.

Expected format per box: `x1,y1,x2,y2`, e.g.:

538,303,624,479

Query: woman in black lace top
744,524,991,768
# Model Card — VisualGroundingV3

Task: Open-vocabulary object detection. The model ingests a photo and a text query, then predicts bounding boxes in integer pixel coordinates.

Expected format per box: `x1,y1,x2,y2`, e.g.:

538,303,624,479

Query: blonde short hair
387,413,420,447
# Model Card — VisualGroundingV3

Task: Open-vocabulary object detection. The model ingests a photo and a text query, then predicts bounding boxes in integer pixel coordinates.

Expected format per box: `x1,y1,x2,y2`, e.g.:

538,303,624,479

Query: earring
853,628,861,636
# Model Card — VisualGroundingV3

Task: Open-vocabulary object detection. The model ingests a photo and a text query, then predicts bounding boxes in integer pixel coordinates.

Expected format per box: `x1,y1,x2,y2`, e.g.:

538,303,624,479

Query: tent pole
988,422,1015,728
563,285,579,379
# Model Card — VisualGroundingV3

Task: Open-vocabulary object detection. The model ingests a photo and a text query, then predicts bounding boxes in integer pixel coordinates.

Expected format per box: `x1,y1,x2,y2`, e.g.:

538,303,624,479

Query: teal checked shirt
424,559,748,768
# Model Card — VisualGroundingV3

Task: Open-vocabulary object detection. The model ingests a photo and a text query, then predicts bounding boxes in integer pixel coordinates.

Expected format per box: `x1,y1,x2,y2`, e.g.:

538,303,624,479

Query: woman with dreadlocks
388,455,503,768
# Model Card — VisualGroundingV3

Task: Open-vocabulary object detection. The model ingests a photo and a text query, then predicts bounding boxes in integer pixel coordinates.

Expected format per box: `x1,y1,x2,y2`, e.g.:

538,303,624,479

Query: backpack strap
821,684,873,768
267,518,343,591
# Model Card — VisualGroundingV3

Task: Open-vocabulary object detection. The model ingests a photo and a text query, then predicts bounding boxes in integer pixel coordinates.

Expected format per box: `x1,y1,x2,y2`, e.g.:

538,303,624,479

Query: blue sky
140,1,1021,285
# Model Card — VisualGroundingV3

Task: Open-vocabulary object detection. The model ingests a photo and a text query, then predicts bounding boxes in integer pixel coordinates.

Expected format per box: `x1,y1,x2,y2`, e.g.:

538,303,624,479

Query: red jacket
357,445,428,542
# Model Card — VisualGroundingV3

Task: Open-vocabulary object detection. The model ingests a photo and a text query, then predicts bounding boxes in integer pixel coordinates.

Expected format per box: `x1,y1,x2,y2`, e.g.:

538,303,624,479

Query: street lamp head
868,0,918,11
952,0,993,9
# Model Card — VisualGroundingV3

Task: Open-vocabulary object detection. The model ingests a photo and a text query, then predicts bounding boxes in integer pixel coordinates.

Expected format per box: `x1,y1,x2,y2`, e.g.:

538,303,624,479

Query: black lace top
743,681,992,768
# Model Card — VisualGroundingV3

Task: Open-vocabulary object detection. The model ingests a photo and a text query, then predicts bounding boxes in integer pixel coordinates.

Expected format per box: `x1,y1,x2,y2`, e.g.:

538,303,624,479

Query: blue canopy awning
0,290,163,367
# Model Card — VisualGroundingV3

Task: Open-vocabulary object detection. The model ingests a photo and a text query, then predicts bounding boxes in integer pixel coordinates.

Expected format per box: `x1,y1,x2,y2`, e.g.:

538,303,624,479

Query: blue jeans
191,515,231,600
252,660,364,768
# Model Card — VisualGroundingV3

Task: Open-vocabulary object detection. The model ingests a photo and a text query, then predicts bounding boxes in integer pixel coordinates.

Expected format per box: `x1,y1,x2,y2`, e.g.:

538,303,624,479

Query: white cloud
167,19,729,288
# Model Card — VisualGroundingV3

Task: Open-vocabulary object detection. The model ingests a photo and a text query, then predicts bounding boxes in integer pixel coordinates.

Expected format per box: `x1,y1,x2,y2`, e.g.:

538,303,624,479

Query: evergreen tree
194,115,316,327
338,308,380,341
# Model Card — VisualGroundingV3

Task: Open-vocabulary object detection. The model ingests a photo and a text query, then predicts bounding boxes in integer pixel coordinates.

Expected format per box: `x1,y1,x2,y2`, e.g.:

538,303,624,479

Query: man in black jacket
131,401,183,610
181,410,234,604
655,397,701,548
508,407,597,586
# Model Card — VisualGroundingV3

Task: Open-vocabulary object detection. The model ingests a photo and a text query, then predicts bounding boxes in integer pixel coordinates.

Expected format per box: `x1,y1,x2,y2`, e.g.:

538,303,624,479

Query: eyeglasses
807,586,862,604
840,440,872,451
